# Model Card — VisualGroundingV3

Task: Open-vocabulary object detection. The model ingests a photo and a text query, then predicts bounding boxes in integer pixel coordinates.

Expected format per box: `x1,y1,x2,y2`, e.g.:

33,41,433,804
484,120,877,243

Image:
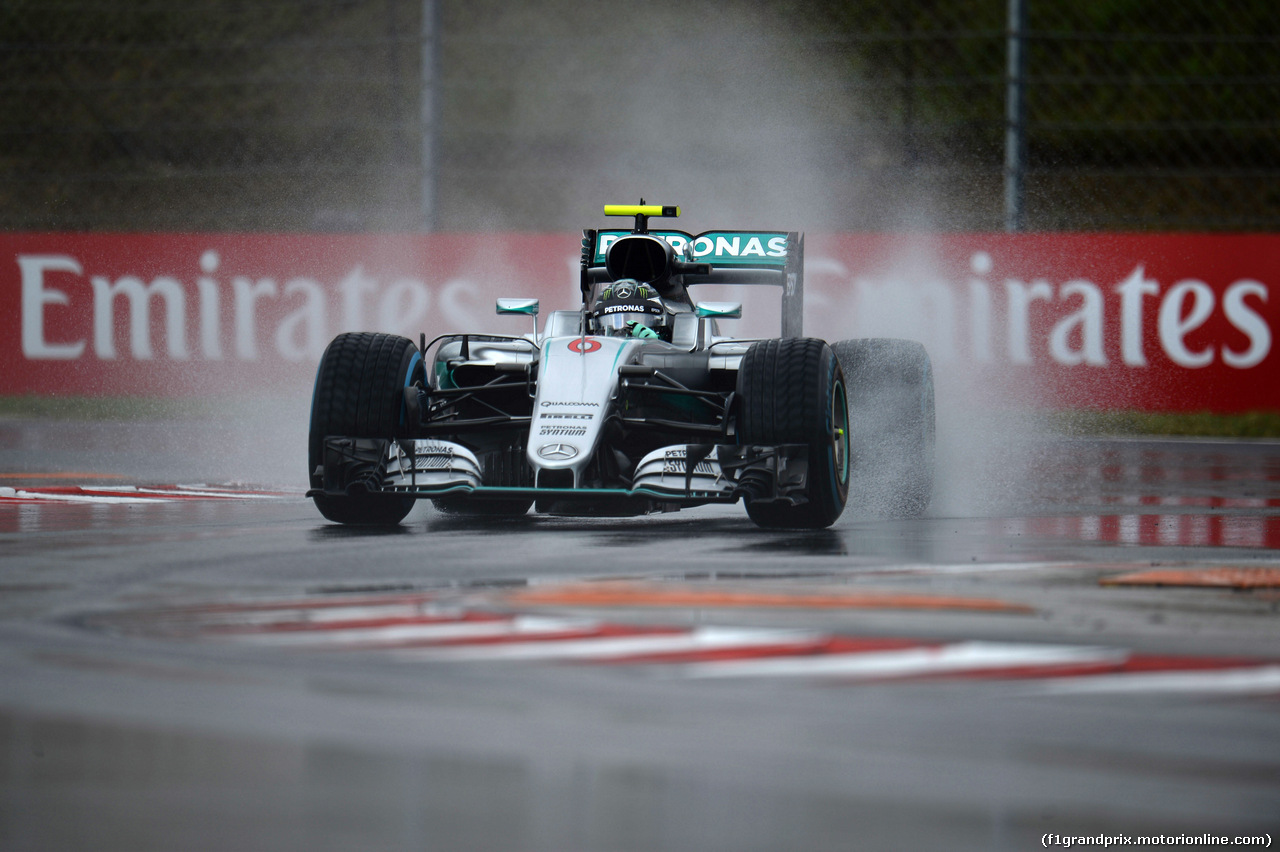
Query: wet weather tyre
736,338,850,529
831,338,935,517
308,332,424,525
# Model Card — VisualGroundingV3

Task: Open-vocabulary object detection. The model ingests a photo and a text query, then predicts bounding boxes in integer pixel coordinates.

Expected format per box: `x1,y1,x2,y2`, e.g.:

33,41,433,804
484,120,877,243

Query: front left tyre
309,332,423,525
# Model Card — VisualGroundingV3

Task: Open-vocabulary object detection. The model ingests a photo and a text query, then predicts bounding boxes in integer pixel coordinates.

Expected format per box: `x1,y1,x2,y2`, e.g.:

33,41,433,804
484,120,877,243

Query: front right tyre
736,338,850,529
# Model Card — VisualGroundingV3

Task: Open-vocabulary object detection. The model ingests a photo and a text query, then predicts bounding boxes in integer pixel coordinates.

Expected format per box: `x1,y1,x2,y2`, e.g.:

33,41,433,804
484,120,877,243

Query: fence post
1004,0,1027,232
420,0,440,232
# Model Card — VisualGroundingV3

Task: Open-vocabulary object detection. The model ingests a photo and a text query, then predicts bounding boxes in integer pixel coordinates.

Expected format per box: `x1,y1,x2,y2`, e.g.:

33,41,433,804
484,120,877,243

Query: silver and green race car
307,204,935,528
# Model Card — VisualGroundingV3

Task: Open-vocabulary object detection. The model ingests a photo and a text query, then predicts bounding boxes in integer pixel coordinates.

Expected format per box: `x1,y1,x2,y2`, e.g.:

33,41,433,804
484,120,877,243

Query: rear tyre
736,338,850,529
309,332,424,525
831,338,935,517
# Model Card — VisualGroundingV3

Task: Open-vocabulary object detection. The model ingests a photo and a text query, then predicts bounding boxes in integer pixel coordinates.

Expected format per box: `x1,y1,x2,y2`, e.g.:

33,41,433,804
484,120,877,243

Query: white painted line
118,486,287,500
1033,665,1280,695
2,490,159,504
225,614,594,647
0,485,291,504
874,561,1067,576
395,626,820,662
679,641,1127,680
187,603,449,629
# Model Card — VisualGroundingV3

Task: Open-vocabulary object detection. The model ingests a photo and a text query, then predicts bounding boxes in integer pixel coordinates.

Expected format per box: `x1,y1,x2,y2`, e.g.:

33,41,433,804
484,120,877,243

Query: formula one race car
307,204,935,528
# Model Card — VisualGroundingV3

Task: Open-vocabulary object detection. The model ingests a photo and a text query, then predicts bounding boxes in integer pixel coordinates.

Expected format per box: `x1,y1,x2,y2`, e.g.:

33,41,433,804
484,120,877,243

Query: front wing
309,437,816,509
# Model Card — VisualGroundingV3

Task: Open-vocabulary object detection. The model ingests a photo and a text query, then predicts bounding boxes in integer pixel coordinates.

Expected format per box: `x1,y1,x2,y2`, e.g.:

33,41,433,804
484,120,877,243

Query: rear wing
582,229,806,338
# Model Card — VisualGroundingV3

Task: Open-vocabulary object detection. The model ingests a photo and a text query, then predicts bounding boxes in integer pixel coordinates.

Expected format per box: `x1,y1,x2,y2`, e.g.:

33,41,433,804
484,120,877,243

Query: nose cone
527,335,640,486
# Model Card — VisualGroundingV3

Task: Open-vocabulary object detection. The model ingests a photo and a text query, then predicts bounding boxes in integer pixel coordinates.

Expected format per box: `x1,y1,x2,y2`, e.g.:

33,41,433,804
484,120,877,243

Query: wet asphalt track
1,416,1279,851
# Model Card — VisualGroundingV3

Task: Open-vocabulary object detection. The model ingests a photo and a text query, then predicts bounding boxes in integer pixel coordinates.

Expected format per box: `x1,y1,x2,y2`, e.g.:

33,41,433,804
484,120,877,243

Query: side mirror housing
497,298,540,341
496,298,539,316
695,302,742,320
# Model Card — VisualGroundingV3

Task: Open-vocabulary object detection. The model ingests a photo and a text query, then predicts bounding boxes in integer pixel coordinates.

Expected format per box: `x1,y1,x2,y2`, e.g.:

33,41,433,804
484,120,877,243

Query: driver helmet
589,279,667,338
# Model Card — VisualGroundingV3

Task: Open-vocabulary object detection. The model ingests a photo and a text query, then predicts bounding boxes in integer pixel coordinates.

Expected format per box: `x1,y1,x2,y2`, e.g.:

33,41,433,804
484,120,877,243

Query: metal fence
1,0,1276,233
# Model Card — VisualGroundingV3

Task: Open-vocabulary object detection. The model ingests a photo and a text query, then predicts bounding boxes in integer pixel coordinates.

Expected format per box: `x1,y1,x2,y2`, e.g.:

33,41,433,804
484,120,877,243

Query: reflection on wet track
993,512,1280,548
84,589,1280,694
2,436,1279,851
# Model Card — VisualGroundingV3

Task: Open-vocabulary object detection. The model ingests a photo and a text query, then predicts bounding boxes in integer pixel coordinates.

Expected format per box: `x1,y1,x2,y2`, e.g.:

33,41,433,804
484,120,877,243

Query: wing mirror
695,302,742,320
496,298,539,316
497,298,540,339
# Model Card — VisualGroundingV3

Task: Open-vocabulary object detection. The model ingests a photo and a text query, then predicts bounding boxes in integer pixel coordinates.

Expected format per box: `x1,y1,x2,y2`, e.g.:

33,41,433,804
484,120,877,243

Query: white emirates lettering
16,250,478,363
832,252,1273,370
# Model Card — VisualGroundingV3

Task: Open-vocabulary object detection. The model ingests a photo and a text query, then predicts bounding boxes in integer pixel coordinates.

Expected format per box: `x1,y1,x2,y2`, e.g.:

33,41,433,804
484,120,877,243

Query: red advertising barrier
2,232,1277,411
803,233,1279,412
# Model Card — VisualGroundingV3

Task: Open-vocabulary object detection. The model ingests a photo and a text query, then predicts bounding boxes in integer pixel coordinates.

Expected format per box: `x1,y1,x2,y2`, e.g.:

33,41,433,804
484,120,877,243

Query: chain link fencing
1,0,1276,232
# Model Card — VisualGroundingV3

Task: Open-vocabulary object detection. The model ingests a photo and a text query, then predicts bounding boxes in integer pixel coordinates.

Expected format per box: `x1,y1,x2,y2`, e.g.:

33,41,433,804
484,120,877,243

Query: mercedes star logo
537,443,579,460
